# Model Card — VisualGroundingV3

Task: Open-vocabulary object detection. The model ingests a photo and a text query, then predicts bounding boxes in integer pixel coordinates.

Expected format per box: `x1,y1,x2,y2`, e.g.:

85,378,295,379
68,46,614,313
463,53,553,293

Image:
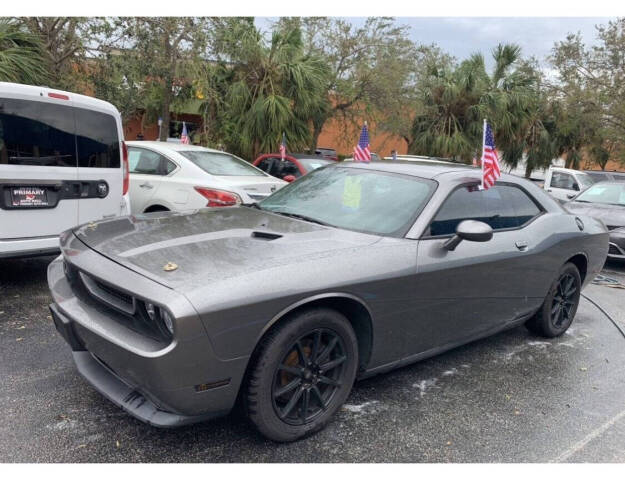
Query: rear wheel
526,262,581,338
244,308,358,442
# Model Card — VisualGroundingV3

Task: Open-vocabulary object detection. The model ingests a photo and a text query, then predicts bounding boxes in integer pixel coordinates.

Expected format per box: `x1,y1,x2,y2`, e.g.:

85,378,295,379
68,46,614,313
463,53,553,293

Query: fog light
145,302,157,321
161,309,174,335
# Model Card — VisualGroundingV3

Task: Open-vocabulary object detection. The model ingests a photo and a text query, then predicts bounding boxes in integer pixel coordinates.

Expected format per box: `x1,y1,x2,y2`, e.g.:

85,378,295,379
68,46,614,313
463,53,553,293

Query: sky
255,17,614,69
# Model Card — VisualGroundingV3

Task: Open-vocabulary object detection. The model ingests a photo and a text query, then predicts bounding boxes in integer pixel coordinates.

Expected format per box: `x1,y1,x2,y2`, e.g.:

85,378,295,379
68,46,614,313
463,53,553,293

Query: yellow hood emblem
163,262,178,272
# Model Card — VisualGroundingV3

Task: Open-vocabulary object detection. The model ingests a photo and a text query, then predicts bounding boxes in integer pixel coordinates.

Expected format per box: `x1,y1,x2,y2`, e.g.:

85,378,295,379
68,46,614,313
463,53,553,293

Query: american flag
180,122,190,145
481,120,501,190
353,123,371,163
279,132,286,161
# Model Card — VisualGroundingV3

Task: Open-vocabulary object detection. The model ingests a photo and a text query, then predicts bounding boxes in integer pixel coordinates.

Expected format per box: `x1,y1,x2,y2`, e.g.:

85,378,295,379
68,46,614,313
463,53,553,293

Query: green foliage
0,18,48,85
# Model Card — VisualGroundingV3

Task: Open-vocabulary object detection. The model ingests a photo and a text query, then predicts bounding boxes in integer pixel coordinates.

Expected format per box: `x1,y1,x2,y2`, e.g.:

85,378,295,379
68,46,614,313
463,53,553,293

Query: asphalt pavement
1,255,625,462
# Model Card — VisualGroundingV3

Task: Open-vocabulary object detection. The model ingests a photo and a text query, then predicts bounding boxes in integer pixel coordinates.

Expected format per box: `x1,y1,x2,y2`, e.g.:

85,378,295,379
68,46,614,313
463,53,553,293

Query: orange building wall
316,116,409,157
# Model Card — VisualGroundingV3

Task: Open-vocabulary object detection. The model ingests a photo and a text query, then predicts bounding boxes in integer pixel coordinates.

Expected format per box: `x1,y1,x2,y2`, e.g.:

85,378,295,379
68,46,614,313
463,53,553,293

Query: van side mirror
443,220,493,251
566,193,576,199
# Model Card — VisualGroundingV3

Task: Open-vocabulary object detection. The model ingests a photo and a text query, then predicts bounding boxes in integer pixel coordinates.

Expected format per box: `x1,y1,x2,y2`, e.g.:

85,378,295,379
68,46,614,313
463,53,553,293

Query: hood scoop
251,231,283,241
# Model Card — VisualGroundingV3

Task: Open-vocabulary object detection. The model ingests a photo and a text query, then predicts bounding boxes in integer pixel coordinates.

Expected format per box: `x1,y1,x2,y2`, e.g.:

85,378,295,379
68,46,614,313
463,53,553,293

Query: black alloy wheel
526,262,581,338
272,329,346,425
245,308,358,442
550,273,578,329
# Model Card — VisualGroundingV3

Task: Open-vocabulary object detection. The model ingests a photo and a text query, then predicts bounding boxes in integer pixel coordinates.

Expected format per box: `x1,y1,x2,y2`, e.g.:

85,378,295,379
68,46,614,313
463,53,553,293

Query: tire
526,262,581,338
244,308,359,442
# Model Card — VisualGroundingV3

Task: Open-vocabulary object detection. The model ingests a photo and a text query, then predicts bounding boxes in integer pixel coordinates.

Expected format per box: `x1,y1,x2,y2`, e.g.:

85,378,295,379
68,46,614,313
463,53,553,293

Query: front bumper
47,241,250,428
608,230,625,259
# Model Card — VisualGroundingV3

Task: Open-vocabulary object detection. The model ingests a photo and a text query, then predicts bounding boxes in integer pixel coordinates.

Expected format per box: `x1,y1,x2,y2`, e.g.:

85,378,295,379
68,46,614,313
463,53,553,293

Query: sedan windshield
259,166,436,236
179,150,264,176
575,183,625,206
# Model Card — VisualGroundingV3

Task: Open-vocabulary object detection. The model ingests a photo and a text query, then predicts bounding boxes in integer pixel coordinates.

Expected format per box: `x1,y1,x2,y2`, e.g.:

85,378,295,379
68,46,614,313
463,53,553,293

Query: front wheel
244,308,359,442
526,262,581,338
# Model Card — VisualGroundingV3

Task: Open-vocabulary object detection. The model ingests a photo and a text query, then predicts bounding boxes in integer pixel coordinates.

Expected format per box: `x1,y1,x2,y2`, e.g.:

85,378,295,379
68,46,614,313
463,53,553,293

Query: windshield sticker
342,176,362,209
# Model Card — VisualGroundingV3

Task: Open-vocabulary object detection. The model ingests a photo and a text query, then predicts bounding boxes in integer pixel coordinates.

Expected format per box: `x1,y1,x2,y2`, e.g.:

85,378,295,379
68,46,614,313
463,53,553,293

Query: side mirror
283,175,296,183
443,220,493,251
566,193,576,199
573,183,580,191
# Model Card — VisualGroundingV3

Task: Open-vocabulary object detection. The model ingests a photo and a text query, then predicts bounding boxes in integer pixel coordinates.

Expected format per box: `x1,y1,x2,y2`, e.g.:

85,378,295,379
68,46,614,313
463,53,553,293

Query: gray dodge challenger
48,160,609,441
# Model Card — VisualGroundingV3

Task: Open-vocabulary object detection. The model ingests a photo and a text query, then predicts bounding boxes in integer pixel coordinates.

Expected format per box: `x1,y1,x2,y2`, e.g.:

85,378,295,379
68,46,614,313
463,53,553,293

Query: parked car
253,153,333,182
564,181,625,260
0,82,130,259
543,167,595,201
49,160,608,441
126,141,286,213
314,147,339,161
583,170,625,183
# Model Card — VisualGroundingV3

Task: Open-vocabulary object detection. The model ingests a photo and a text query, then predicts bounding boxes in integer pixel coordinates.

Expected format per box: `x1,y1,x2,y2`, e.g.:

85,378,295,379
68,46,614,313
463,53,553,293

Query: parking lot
1,255,625,462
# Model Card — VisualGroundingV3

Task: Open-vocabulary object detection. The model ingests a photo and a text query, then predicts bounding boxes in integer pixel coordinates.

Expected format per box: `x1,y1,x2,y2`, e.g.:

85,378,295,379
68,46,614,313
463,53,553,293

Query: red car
253,154,333,182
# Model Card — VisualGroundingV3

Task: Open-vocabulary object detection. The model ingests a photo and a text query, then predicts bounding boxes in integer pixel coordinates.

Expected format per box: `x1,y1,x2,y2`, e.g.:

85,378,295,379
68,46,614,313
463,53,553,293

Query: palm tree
410,43,538,165
0,19,48,85
201,22,329,159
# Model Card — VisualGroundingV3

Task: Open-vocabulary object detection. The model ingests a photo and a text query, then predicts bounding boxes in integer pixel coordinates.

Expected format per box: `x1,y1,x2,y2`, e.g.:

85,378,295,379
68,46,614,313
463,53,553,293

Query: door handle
515,240,528,251
139,183,153,189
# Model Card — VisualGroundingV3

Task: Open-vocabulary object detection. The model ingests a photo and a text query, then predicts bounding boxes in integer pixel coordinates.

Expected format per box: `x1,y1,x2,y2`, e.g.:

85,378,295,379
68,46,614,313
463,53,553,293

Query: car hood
564,201,625,228
72,207,380,290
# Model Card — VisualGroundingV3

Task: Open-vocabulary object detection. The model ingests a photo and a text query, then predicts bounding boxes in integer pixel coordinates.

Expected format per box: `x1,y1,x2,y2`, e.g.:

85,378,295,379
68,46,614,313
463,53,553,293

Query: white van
543,167,595,201
0,82,130,258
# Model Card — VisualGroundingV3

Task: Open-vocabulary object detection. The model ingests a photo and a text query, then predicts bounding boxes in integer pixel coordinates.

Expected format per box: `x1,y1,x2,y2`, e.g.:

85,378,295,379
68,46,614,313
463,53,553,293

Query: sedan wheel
526,262,581,338
245,308,358,442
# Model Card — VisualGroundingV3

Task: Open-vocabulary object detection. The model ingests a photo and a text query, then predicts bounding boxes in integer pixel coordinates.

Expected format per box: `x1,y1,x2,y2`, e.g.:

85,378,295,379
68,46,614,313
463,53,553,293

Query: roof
0,81,120,116
338,159,477,180
126,141,222,154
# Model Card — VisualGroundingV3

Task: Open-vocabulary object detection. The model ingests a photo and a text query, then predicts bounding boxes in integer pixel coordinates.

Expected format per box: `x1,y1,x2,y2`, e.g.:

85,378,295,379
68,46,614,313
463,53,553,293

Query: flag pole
481,118,487,190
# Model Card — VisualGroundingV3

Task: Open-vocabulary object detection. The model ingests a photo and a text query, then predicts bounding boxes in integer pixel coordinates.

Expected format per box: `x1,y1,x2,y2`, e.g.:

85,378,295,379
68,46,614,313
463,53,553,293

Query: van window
75,108,120,168
0,98,76,167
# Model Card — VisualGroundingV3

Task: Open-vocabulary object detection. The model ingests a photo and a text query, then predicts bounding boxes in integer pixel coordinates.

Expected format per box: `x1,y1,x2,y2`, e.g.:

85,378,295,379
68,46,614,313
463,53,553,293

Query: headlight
141,301,174,337
161,309,174,334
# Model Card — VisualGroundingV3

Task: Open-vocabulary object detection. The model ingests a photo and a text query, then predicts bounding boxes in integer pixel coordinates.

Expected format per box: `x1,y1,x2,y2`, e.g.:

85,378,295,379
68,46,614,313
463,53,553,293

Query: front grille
79,271,136,315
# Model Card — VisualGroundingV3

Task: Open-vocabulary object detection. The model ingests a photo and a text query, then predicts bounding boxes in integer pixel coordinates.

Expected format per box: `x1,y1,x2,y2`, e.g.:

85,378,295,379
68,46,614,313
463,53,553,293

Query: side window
256,158,274,173
428,184,541,237
551,172,578,191
164,159,177,174
128,148,163,175
274,160,301,179
0,98,77,167
75,109,120,168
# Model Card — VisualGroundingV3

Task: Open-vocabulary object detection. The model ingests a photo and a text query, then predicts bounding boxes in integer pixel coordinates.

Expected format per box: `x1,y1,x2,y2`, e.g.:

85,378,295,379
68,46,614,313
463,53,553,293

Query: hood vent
251,231,282,241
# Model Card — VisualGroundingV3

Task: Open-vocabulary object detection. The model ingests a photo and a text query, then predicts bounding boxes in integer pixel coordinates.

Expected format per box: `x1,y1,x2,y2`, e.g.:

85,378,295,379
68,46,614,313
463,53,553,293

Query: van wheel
245,308,358,442
526,262,581,338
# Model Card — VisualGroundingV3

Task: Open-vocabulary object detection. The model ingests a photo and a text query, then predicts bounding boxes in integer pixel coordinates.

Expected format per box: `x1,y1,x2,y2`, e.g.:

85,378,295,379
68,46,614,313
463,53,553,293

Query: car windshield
578,174,595,189
297,158,332,171
179,150,264,176
575,183,625,206
258,166,436,236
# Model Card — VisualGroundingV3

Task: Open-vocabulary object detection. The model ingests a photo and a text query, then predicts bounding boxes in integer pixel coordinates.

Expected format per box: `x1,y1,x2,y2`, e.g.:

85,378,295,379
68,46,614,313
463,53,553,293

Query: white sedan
126,141,286,214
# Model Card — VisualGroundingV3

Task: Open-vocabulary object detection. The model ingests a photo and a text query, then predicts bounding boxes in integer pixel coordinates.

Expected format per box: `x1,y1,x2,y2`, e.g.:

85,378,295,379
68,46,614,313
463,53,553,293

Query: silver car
48,160,609,441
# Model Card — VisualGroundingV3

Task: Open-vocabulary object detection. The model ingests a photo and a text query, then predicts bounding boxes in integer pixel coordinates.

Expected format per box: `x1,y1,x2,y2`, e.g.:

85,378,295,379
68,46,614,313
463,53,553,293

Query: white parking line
552,408,625,462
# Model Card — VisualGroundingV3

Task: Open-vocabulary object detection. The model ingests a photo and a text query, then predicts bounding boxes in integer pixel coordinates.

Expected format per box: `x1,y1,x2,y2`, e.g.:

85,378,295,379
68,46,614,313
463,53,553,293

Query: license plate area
10,186,49,208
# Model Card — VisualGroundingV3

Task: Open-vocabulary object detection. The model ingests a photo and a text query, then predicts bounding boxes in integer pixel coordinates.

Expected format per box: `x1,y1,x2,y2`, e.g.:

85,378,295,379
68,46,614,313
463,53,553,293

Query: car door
405,183,543,357
74,104,124,225
547,171,580,201
127,147,168,213
0,93,79,239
